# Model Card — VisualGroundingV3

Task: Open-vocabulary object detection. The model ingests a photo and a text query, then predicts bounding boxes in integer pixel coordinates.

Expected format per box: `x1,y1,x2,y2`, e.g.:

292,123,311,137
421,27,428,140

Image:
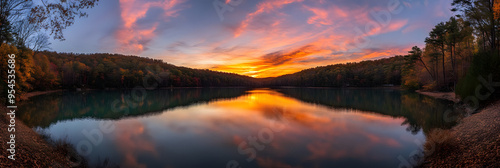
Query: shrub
422,81,437,91
456,51,500,105
424,128,455,156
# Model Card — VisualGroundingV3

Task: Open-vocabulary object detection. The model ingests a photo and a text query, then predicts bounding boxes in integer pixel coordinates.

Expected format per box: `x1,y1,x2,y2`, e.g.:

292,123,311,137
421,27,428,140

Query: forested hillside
41,51,258,89
399,0,500,105
1,43,408,98
0,44,258,95
267,56,405,87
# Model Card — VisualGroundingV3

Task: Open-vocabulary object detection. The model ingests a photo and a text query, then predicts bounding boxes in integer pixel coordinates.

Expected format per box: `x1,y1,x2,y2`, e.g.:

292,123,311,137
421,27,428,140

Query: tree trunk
442,44,446,87
419,58,435,81
451,44,456,84
490,0,497,52
483,32,487,51
435,58,439,86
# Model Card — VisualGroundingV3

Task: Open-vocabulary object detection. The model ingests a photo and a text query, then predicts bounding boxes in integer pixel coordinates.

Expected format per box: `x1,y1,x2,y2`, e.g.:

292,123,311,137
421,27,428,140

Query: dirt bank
421,100,500,167
0,106,80,167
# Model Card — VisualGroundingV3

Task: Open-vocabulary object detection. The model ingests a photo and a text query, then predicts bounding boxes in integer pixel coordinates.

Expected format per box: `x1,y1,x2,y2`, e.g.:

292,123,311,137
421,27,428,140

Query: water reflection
275,88,459,134
19,88,248,127
18,88,460,167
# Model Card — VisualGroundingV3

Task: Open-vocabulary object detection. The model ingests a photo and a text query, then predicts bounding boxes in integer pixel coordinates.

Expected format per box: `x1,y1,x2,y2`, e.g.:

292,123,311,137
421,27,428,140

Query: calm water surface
18,88,460,168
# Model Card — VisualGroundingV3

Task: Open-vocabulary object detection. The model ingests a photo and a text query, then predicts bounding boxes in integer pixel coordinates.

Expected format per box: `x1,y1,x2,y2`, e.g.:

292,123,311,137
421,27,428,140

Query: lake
18,88,461,168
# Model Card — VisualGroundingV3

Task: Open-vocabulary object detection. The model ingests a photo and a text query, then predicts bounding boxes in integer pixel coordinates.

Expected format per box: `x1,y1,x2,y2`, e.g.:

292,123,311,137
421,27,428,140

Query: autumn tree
452,0,498,52
494,0,500,19
408,46,434,81
0,43,34,95
31,53,58,90
29,0,100,40
425,22,447,87
454,18,475,78
446,17,460,82
0,0,25,43
1,0,99,47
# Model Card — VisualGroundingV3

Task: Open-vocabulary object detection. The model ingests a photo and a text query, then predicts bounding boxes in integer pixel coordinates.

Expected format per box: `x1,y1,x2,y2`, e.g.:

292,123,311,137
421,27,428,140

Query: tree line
1,44,407,99
1,48,258,93
1,0,499,105
266,56,405,87
401,0,500,104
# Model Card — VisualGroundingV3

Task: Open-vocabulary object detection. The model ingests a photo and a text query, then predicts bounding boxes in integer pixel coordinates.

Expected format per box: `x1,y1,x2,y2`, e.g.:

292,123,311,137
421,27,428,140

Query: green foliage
402,49,421,90
406,15,475,92
453,0,498,51
422,82,438,91
402,79,420,90
402,69,420,91
456,51,500,100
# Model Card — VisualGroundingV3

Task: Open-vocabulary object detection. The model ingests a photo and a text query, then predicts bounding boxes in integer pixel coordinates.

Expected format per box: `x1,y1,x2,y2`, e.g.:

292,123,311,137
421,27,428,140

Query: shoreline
416,90,460,103
0,106,80,167
18,86,403,100
21,89,65,100
5,88,498,167
420,100,500,167
2,90,84,167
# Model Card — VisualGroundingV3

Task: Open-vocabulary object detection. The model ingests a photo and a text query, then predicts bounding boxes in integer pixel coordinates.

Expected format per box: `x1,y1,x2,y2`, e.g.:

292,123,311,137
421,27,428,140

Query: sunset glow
4,0,498,166
51,0,454,77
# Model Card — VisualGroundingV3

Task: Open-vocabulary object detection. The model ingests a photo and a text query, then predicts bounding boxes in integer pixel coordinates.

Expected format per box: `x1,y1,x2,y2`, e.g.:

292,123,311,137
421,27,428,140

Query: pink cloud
153,1,419,77
304,5,352,26
365,19,408,37
234,0,303,37
116,0,186,54
305,6,332,26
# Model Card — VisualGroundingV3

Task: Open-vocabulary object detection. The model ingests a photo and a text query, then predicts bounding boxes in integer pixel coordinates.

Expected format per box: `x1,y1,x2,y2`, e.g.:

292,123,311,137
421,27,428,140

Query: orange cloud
116,0,185,54
202,2,411,78
150,1,414,78
352,47,409,61
212,45,327,77
212,45,408,78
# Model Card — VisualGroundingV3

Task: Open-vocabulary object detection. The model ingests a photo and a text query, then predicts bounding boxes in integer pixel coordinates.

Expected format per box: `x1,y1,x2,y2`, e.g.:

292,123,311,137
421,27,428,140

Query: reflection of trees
275,88,461,134
19,88,462,133
19,88,248,127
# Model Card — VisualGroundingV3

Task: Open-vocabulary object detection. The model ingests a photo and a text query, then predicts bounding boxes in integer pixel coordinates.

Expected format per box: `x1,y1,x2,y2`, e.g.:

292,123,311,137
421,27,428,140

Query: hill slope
1,43,407,94
267,56,405,87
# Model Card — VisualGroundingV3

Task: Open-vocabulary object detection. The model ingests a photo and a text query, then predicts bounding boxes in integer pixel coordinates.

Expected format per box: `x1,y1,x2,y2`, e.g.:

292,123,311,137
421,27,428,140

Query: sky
50,0,455,78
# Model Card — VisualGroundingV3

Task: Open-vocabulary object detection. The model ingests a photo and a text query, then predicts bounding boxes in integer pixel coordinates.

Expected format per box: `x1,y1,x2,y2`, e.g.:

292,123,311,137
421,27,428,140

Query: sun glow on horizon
51,0,454,78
